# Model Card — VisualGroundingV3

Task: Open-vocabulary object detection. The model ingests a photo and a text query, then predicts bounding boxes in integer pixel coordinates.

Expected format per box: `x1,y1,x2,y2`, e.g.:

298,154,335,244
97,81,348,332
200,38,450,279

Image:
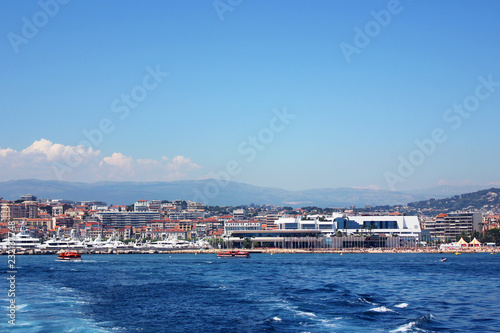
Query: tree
484,229,500,245
243,238,252,249
456,231,470,243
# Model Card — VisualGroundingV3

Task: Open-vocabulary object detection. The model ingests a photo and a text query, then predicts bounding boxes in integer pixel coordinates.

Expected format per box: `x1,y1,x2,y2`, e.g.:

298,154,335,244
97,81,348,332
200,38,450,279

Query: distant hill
369,188,500,215
0,179,496,209
0,179,424,207
406,184,490,199
405,188,500,214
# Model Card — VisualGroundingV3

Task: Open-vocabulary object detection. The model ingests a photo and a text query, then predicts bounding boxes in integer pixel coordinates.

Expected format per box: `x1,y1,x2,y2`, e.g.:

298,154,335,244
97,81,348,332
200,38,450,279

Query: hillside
374,188,500,215
0,179,422,207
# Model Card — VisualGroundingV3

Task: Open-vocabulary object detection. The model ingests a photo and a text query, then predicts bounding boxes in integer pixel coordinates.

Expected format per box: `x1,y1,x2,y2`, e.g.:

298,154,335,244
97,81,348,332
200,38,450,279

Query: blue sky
0,0,499,192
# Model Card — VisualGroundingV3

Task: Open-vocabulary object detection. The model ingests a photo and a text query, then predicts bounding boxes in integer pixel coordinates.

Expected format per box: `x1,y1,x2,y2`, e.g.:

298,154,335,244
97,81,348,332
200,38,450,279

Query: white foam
395,303,409,308
370,306,395,313
390,321,417,332
296,311,317,317
319,319,336,328
272,316,282,322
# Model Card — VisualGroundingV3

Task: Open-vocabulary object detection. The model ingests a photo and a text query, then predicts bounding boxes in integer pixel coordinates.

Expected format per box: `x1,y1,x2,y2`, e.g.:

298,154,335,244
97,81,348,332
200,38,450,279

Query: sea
1,253,500,332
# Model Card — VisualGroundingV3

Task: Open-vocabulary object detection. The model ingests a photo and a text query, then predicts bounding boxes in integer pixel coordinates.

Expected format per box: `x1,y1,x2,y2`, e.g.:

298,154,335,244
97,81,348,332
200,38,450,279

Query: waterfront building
336,215,421,238
222,214,421,249
424,212,482,241
224,220,262,234
273,214,421,238
96,212,161,228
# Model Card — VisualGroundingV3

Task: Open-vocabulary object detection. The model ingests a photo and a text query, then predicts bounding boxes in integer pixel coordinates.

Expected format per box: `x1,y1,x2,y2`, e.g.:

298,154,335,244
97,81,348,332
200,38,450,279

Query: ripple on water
3,253,500,332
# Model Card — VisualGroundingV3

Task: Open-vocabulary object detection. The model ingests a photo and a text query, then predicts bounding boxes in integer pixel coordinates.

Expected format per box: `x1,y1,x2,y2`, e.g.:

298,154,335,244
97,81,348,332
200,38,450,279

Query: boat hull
56,257,82,261
57,251,82,261
217,250,250,258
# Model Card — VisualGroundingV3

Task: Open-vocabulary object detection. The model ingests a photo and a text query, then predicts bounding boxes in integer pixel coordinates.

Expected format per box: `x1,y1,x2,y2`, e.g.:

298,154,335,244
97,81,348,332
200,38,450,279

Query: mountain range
0,179,493,208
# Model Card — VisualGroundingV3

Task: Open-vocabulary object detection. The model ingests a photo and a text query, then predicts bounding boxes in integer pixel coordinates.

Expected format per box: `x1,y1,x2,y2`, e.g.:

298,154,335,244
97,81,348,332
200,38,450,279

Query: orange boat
57,251,82,261
217,250,250,258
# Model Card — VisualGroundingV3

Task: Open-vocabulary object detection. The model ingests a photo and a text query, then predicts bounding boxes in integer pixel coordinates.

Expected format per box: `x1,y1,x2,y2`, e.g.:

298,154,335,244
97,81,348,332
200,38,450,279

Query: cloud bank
0,139,201,182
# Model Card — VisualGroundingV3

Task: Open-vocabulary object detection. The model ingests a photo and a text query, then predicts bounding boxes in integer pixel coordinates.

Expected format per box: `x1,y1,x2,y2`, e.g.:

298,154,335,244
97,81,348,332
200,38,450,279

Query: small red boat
57,251,82,261
217,250,250,258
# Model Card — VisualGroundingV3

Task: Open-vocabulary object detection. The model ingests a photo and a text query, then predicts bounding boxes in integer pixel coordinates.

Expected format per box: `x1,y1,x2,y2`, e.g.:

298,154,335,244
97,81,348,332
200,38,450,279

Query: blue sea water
1,253,500,332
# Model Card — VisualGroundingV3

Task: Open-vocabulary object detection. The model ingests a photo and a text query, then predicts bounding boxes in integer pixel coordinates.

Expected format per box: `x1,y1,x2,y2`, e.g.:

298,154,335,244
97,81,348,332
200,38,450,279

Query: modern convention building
224,214,421,249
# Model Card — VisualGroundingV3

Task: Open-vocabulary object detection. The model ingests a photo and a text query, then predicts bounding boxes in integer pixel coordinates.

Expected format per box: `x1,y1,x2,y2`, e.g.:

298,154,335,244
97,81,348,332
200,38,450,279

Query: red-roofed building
26,218,54,230
55,215,74,228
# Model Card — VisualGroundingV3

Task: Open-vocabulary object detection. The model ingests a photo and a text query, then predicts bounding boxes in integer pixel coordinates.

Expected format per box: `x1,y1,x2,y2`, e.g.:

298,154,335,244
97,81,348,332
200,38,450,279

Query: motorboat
217,250,250,258
57,251,82,261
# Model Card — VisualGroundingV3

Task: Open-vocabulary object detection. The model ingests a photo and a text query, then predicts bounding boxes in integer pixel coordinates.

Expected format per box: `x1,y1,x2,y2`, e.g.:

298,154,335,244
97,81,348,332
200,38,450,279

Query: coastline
1,247,497,255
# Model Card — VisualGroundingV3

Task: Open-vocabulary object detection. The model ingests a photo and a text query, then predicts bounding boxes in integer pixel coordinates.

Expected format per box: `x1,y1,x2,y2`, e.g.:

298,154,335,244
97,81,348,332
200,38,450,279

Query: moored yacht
40,229,87,250
0,224,40,250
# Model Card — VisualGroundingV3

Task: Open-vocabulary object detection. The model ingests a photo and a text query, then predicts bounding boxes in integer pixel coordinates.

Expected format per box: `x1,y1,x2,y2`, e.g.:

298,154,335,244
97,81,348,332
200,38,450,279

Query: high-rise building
97,212,160,228
425,212,482,241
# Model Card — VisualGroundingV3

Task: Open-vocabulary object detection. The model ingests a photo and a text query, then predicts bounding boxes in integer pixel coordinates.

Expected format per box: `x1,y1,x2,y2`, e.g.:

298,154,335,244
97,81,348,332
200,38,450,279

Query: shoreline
1,247,497,255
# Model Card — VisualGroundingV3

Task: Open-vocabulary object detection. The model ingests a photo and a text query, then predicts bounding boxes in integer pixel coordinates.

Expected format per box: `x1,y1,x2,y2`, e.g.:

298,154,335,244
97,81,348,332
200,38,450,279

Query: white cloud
0,139,202,182
22,138,99,161
99,153,201,181
101,152,134,169
0,148,15,157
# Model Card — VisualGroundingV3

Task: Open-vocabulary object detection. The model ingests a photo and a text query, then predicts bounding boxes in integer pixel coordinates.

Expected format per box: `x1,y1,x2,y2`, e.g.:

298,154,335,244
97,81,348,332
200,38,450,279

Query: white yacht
99,231,129,250
40,229,87,250
146,235,198,249
0,224,41,250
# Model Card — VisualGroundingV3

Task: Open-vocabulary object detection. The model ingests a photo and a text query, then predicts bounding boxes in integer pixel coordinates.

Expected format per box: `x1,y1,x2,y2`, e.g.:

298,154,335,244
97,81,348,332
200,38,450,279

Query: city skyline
1,1,500,192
